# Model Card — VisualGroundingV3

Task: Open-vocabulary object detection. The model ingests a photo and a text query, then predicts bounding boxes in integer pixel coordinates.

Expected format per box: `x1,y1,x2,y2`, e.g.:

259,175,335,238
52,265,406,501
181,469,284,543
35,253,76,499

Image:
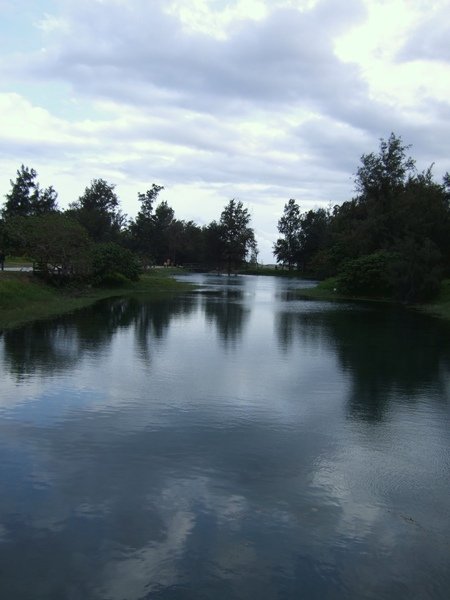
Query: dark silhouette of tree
355,133,416,201
298,208,330,271
68,179,126,243
5,214,92,279
2,165,58,218
129,184,164,263
273,134,450,301
151,200,175,264
273,199,301,270
219,199,256,275
202,221,226,271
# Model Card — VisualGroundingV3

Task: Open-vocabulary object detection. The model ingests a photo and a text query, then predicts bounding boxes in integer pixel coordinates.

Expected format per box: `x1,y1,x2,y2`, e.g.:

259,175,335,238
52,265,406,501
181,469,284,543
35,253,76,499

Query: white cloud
0,0,449,261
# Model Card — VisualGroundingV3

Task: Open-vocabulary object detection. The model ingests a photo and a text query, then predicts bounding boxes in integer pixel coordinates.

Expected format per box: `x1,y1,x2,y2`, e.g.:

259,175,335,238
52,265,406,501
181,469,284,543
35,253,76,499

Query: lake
0,274,449,599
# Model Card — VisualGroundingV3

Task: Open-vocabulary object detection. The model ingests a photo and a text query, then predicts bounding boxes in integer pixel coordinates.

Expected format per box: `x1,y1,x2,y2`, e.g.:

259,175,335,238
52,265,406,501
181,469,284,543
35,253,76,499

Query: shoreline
1,270,450,332
0,270,194,332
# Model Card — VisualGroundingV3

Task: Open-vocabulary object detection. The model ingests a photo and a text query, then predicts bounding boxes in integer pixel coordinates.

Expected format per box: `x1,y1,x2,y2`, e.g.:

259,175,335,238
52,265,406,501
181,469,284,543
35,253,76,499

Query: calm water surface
0,274,449,599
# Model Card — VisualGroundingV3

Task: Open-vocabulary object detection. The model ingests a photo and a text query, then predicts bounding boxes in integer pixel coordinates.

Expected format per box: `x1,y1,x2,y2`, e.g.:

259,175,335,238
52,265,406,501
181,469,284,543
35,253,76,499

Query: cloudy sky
0,0,449,261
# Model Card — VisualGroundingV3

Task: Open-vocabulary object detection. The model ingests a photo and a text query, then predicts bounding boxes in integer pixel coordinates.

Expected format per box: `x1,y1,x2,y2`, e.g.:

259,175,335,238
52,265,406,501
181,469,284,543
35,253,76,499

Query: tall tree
68,179,125,243
355,132,416,201
219,199,256,275
2,165,58,218
273,199,301,269
151,200,175,264
129,184,164,262
298,208,330,271
203,221,226,271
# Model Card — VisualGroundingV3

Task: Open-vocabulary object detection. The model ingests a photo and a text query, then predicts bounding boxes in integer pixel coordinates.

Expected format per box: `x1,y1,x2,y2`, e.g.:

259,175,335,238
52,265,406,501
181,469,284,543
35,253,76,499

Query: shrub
91,243,141,285
339,251,394,297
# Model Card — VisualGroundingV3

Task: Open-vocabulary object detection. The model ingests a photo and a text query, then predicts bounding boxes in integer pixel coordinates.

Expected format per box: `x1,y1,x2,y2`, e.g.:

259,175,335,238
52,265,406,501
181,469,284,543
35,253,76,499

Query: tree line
1,133,449,301
0,170,257,284
274,134,450,302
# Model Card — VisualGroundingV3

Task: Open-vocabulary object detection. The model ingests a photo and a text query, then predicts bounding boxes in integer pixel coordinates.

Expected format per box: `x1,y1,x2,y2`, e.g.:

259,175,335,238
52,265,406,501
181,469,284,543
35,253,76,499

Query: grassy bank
0,270,193,331
298,276,450,321
420,279,450,321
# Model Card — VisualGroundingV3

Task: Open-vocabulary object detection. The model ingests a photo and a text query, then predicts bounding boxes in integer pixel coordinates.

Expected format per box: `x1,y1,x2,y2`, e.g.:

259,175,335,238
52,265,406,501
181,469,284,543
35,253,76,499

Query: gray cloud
1,0,449,262
26,0,367,117
397,7,450,63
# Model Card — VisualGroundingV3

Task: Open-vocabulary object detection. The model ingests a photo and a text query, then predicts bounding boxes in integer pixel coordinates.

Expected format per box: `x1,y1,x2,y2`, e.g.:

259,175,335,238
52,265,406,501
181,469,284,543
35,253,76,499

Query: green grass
421,279,450,320
0,270,194,331
297,277,341,300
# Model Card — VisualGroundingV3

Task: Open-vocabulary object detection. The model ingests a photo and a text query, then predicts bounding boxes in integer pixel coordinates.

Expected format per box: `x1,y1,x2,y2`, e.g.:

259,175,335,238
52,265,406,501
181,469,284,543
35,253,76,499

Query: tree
174,220,204,265
298,208,329,271
219,199,256,275
302,134,450,300
68,179,125,243
355,132,416,201
138,184,164,218
148,200,175,265
273,199,301,270
203,221,226,271
91,242,141,285
5,214,92,280
129,184,164,263
2,165,58,219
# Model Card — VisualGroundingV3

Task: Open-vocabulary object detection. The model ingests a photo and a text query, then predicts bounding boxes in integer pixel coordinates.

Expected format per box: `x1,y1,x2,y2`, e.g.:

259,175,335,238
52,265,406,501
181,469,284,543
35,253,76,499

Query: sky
0,0,449,262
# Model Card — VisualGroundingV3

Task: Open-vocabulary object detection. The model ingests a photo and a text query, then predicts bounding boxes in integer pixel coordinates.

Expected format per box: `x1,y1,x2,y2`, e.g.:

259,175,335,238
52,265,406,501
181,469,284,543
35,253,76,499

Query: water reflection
0,275,449,599
1,295,199,378
202,289,249,346
275,302,450,421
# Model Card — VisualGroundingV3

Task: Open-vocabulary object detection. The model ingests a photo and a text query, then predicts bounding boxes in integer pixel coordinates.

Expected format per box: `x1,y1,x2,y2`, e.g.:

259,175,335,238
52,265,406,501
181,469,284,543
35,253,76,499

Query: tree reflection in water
1,295,199,378
202,289,249,346
275,302,450,421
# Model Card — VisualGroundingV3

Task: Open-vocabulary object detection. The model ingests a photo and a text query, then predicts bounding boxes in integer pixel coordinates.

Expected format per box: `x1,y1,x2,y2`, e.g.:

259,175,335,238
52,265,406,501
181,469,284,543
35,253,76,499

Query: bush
389,238,442,302
339,251,394,297
3,214,92,283
91,242,141,284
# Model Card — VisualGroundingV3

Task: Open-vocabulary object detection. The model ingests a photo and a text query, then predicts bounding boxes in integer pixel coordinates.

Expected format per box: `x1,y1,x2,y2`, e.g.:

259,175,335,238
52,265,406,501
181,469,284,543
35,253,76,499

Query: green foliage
68,179,126,243
389,237,442,302
202,221,226,270
299,208,329,270
137,184,164,218
2,165,58,219
219,199,256,274
130,186,179,265
270,134,450,302
274,200,330,272
339,251,395,297
4,214,92,281
91,242,141,284
274,199,301,269
355,132,416,200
